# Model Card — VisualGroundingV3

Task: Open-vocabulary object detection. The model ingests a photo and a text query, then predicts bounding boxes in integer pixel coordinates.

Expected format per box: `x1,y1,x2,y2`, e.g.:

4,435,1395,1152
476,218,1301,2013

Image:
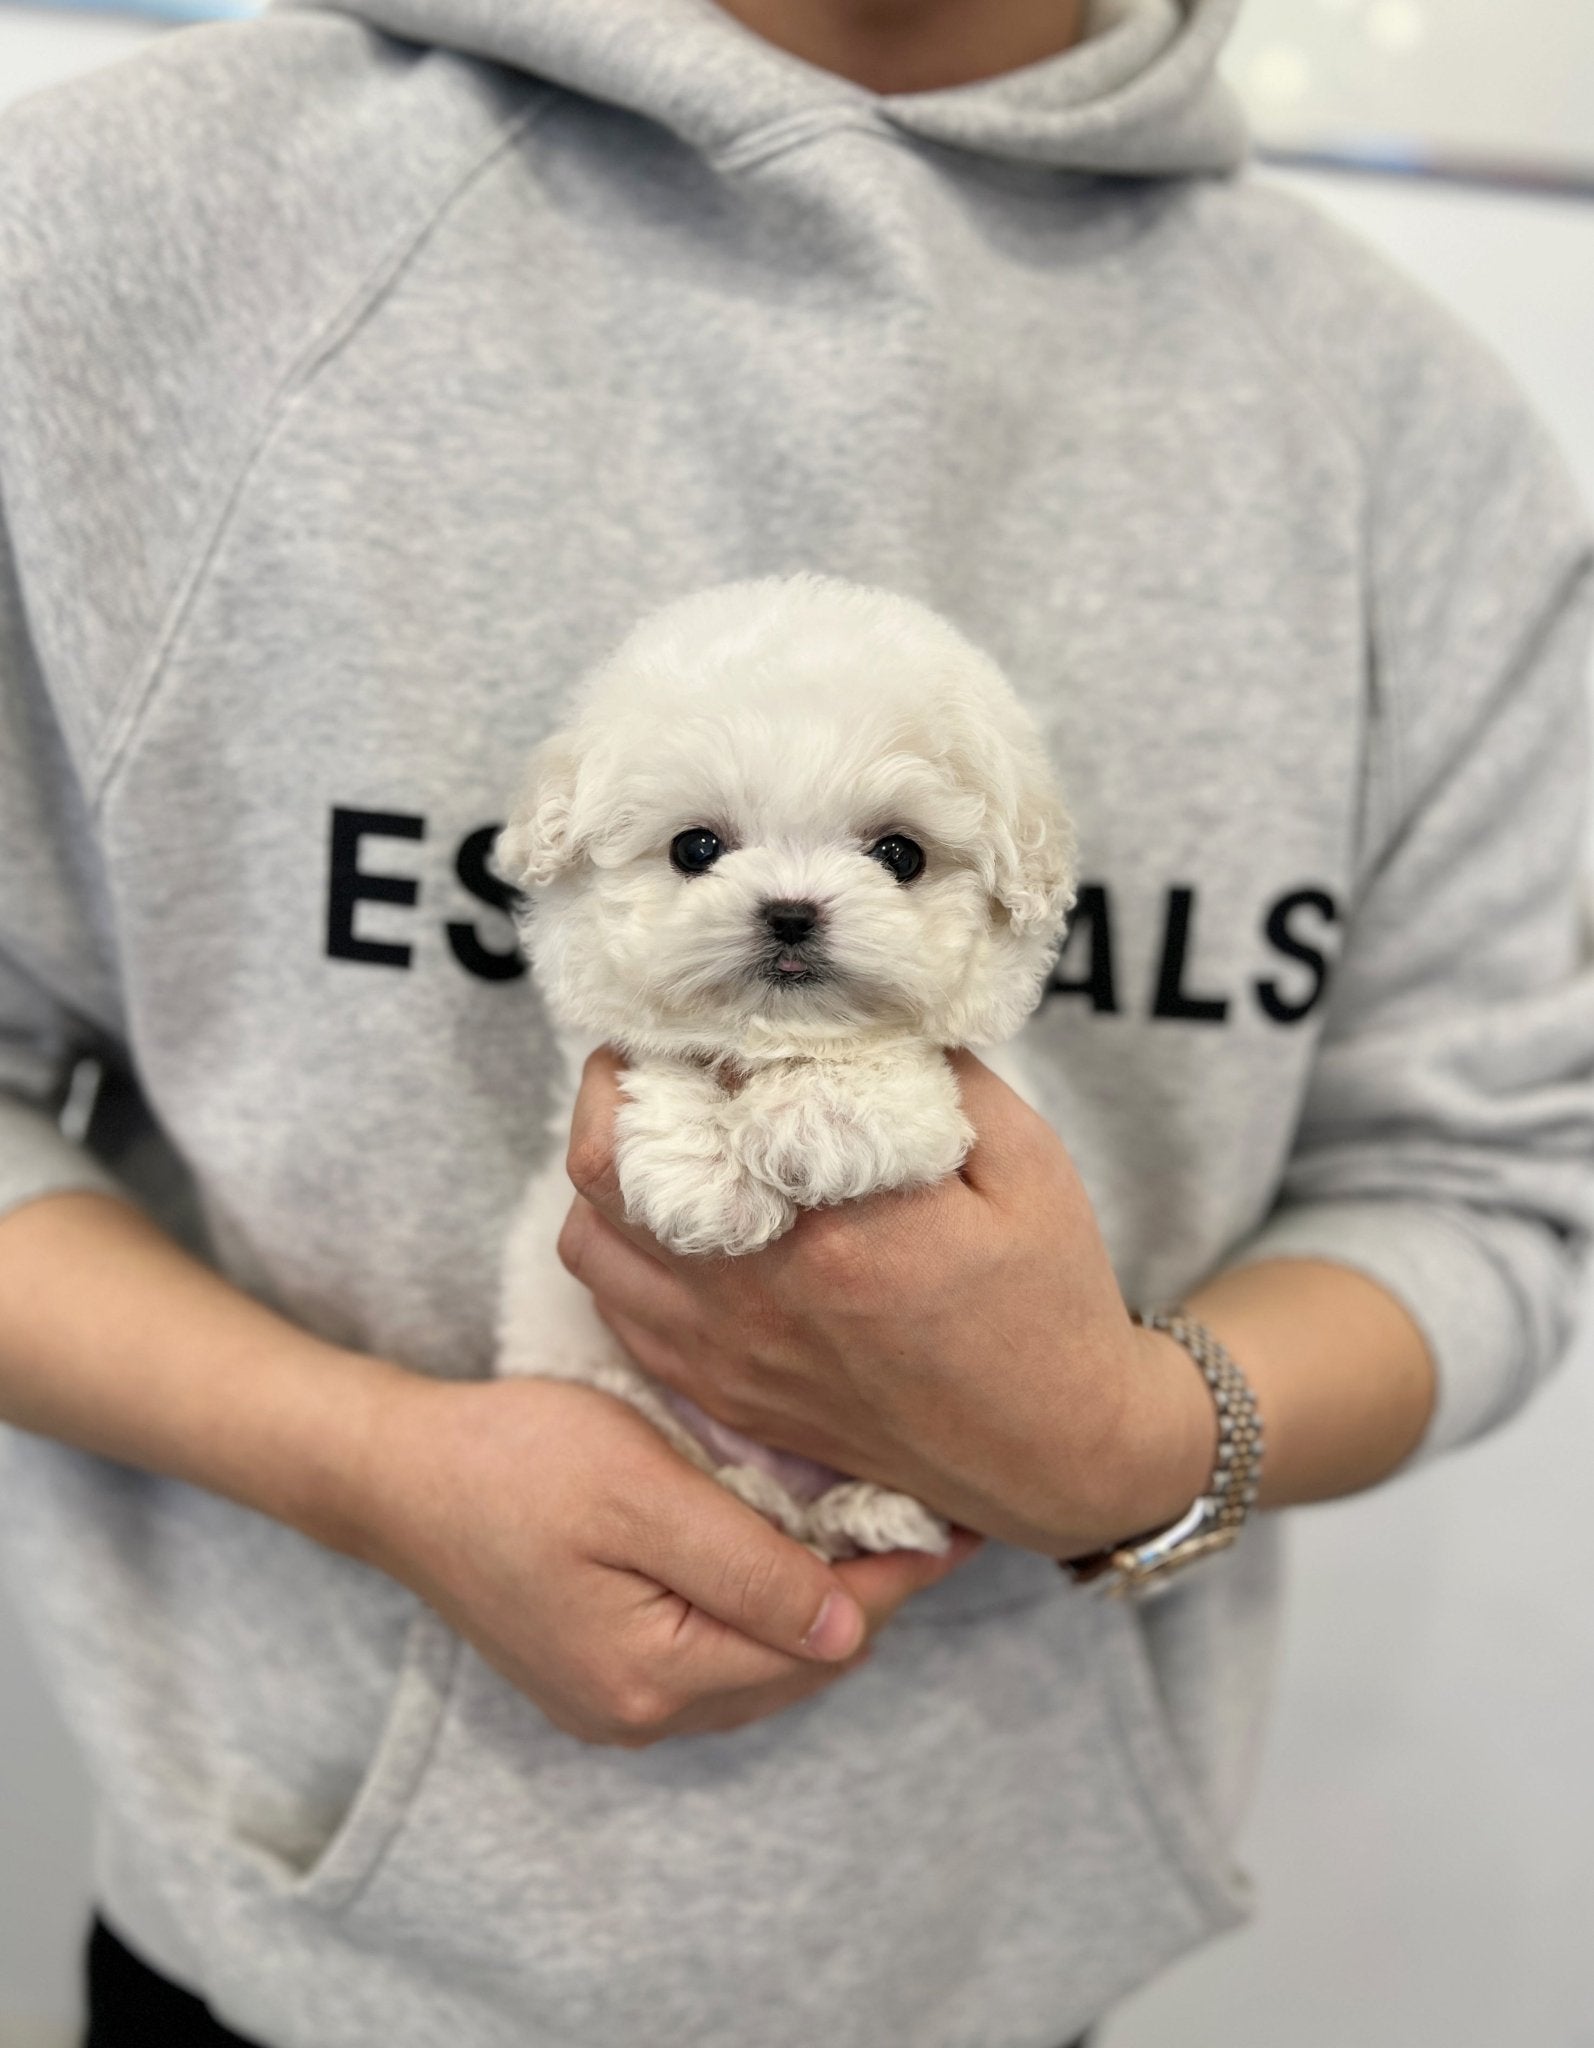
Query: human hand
349,1372,978,1746
557,1050,1216,1558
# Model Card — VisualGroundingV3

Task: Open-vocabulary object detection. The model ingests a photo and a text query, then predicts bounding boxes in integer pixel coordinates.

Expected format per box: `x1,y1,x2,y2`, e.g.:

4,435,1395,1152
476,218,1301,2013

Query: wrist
1075,1323,1217,1553
265,1342,428,1566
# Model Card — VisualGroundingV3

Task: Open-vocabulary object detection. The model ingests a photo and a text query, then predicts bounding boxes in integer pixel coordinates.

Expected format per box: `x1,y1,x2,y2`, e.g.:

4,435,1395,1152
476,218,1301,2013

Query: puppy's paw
736,1070,970,1209
806,1481,951,1558
619,1126,795,1255
735,1088,885,1208
615,1063,798,1255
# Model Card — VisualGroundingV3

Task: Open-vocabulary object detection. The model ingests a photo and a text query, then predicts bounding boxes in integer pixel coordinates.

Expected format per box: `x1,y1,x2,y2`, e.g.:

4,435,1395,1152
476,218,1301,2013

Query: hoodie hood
288,0,1249,175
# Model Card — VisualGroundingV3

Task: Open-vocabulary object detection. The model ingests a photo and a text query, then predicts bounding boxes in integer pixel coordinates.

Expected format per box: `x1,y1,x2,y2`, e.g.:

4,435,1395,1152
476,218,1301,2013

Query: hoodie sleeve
0,511,126,1224
1224,350,1594,1461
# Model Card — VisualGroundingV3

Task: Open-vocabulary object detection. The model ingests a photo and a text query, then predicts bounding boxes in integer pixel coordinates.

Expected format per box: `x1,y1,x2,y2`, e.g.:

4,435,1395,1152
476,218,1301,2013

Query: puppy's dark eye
670,828,723,876
868,834,925,884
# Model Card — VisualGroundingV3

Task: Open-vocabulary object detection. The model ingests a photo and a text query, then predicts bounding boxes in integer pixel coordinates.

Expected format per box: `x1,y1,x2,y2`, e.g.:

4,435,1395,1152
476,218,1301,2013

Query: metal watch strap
1062,1308,1265,1599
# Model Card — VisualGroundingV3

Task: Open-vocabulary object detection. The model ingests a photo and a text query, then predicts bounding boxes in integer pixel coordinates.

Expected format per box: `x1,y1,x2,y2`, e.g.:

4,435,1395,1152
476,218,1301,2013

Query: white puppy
494,575,1075,1558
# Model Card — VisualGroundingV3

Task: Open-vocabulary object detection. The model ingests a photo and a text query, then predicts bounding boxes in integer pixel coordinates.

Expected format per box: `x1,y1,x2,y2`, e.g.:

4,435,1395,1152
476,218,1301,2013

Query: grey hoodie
1,1,1591,2043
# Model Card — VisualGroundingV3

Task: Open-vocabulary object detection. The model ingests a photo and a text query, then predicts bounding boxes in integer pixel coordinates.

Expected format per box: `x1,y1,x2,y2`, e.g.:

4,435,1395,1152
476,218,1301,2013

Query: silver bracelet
1063,1308,1265,1600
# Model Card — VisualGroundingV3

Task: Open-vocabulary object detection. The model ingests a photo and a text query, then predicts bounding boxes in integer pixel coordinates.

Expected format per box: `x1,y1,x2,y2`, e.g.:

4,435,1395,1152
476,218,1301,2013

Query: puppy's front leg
734,1046,973,1211
617,1061,796,1256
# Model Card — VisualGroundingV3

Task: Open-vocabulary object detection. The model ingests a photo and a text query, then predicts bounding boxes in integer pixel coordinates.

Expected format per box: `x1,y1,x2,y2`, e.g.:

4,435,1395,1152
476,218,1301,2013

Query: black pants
85,1920,264,2048
86,1915,1090,2048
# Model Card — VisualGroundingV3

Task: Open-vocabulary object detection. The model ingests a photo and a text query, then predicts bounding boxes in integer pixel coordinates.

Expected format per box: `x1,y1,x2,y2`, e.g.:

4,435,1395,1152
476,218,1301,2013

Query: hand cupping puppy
495,574,1211,1562
557,1045,1215,1562
355,1371,978,1751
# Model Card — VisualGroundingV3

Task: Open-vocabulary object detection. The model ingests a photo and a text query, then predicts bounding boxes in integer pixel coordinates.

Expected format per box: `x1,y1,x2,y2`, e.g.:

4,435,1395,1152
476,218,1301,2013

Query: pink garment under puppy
656,1387,843,1505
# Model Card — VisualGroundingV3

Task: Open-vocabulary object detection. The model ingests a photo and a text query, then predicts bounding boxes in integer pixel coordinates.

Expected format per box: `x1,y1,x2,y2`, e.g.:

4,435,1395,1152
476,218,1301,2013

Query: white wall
2,11,1593,2048
0,4,156,100
1227,0,1594,164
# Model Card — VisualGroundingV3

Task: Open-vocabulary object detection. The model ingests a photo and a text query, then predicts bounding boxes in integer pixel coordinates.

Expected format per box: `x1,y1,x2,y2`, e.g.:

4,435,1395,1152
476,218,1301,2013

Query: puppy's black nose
763,899,819,944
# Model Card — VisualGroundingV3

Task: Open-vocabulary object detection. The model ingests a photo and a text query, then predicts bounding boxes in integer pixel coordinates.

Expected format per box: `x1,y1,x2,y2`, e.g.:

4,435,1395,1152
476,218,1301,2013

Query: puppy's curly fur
495,576,1075,1557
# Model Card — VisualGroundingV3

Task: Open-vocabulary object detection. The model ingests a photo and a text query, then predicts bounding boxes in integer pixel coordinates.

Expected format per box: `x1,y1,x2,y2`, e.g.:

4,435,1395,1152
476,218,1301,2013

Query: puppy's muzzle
758,898,826,984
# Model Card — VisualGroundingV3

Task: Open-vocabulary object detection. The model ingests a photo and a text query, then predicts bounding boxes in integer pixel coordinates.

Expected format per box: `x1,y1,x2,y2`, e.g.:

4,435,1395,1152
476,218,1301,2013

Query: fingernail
802,1590,865,1661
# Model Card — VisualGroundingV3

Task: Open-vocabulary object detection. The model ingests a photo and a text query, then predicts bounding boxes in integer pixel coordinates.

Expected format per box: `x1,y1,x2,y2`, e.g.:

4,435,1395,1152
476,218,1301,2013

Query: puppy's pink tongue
776,954,807,975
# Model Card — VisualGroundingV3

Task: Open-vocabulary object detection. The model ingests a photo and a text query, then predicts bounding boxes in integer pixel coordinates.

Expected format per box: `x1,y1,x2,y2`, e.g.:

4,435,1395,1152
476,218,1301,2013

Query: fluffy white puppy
494,575,1075,1558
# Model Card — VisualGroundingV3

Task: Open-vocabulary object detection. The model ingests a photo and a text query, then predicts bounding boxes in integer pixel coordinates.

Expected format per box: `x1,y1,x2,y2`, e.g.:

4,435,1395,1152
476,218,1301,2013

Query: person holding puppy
1,1,1590,2044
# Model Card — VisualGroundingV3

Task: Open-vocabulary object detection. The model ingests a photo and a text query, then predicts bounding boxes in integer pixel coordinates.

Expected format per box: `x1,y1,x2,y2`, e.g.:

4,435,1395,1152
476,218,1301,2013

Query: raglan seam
1180,198,1410,878
1179,195,1372,471
88,85,556,813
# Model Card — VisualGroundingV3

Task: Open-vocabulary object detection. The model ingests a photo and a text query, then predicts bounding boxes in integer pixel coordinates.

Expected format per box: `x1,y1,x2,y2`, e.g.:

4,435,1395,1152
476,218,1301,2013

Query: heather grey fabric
1,1,1591,2042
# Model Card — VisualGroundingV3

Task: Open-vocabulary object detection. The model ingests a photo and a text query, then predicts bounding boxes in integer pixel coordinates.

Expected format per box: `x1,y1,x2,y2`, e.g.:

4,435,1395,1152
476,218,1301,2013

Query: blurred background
1,3,1592,2044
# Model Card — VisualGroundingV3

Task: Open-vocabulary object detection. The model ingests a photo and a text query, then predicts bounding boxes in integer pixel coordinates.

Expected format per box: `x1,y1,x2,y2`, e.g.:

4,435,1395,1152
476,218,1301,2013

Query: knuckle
555,1203,591,1281
581,1046,616,1088
794,1207,871,1298
1019,1115,1066,1184
565,1128,617,1204
603,1672,675,1738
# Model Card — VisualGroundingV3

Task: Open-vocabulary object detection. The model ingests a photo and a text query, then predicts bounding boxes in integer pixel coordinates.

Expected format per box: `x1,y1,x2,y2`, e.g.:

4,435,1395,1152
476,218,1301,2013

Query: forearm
1125,1255,1438,1538
0,1189,401,1555
0,1192,916,1743
1187,1256,1436,1506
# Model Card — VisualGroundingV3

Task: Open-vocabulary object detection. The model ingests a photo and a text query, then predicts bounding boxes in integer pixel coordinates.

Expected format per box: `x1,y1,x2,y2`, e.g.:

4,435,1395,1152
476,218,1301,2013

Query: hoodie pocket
1093,1589,1253,1929
244,1573,1249,2047
278,1606,462,1918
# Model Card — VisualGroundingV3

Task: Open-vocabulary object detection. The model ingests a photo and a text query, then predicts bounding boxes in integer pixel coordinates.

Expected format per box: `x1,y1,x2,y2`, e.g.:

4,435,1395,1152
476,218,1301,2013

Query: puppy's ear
991,751,1077,940
495,731,586,891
